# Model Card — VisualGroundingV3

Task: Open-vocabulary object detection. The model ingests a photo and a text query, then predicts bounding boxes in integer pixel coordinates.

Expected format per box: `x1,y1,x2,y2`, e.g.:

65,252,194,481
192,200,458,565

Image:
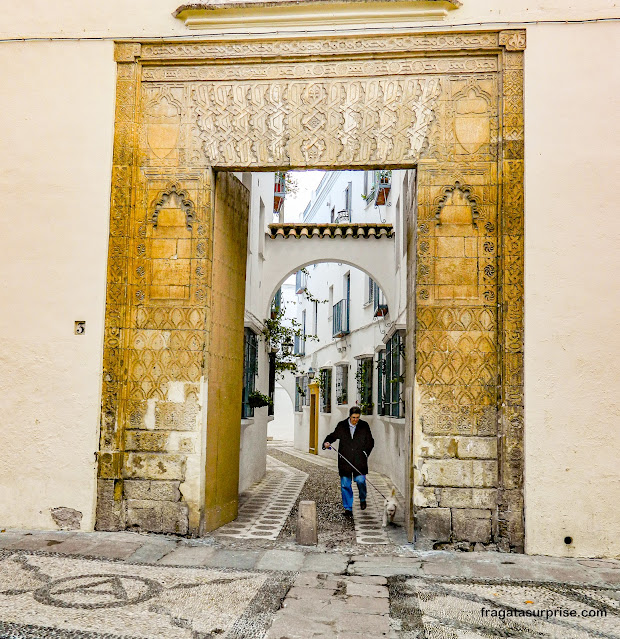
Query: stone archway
98,30,525,549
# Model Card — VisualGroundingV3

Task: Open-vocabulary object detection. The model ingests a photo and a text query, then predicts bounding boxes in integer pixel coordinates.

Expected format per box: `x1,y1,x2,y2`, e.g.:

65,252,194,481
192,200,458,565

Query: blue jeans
340,475,367,511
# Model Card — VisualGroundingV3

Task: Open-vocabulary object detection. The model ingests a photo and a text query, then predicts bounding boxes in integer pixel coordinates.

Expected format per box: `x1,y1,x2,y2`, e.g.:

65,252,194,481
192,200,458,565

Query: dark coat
323,418,374,478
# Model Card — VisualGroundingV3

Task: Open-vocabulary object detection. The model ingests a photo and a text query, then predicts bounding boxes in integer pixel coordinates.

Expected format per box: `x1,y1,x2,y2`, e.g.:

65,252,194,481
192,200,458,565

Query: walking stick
326,444,390,501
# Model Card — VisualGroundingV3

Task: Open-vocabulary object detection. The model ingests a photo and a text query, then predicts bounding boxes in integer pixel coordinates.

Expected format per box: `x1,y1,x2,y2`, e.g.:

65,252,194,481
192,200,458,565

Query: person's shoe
344,509,353,518
360,501,367,510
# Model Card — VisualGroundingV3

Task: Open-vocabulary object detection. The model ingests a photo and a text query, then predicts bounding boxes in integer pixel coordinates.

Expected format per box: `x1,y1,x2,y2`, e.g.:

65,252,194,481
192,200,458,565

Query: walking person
323,406,374,517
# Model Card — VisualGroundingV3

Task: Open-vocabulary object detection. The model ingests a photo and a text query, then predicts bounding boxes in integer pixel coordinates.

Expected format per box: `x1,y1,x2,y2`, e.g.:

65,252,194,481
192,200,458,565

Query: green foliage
299,267,328,305
248,390,273,409
361,169,392,203
262,304,317,379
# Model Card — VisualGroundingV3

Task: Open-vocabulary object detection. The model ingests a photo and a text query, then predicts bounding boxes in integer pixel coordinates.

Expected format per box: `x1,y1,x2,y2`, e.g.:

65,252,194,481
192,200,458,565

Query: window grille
295,376,302,412
377,350,386,415
367,277,375,305
380,331,405,417
335,365,348,405
242,328,258,418
332,299,349,337
357,358,373,415
302,375,310,406
320,368,332,413
268,352,276,416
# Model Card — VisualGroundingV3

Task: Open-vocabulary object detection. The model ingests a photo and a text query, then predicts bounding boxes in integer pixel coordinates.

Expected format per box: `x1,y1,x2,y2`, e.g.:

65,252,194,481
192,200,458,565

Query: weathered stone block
421,436,497,460
414,487,439,508
161,502,189,535
155,399,199,431
124,479,181,501
438,488,497,509
423,459,497,488
415,508,451,542
452,508,492,543
126,500,162,533
472,460,498,488
125,431,169,452
455,437,497,459
296,500,318,546
123,453,187,480
95,480,124,531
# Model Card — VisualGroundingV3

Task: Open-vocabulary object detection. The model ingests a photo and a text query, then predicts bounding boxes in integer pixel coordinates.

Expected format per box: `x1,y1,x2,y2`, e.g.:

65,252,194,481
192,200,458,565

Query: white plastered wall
0,1,618,555
0,41,116,530
523,22,620,558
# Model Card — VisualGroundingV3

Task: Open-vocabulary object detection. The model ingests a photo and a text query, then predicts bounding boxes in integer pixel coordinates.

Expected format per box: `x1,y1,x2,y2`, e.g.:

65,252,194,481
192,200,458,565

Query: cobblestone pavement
267,443,408,550
0,532,619,638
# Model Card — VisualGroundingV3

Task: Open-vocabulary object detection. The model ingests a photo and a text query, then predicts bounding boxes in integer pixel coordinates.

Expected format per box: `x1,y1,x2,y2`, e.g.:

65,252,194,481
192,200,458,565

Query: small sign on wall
74,321,85,335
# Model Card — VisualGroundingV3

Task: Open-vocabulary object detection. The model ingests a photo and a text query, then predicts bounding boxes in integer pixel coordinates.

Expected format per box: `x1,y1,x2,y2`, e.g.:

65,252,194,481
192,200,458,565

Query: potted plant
248,390,273,409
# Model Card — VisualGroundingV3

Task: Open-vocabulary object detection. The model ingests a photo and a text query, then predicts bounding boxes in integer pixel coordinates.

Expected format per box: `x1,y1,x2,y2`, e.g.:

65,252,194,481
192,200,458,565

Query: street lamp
307,367,315,380
282,338,293,356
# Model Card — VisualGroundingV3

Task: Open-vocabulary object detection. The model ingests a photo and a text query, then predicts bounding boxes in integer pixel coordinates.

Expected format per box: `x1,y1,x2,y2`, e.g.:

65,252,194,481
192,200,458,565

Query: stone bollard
296,500,318,546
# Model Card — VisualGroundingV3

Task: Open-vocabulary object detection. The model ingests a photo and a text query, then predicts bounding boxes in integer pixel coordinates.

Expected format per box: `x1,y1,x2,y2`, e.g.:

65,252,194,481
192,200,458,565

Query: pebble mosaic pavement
0,550,293,639
388,575,620,638
214,456,307,541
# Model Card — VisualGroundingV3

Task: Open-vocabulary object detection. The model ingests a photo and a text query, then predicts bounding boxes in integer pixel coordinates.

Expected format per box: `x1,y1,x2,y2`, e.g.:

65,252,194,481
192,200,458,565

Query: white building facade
293,170,411,492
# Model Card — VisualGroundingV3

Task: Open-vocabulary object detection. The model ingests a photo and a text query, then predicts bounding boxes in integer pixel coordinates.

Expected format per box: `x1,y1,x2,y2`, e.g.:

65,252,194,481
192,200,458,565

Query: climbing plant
261,303,317,380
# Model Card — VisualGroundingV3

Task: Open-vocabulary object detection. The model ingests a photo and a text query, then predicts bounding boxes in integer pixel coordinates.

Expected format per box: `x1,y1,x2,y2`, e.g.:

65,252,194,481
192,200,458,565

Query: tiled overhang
174,1,461,32
268,223,394,239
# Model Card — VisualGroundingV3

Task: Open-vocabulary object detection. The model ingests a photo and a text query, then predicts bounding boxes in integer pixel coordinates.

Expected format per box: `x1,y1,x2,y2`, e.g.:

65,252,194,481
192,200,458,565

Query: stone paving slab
157,544,217,565
301,551,350,574
256,549,305,571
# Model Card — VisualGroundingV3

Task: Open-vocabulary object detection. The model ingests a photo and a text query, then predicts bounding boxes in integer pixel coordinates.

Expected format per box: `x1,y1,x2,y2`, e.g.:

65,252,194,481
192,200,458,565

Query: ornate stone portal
99,30,525,549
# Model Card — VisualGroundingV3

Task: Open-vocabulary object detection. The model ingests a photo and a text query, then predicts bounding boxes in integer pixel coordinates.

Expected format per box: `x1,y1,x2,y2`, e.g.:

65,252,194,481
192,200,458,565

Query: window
295,376,303,412
320,368,332,413
242,328,258,418
366,276,375,306
302,310,306,351
268,352,276,416
377,349,386,416
378,332,404,417
302,375,310,406
335,365,348,405
313,300,318,335
328,285,334,321
373,281,388,317
356,358,373,415
295,269,307,293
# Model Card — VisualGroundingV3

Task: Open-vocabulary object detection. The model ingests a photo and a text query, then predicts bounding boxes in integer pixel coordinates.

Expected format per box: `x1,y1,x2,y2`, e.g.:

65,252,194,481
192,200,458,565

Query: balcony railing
333,209,350,224
332,299,350,338
294,334,305,356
